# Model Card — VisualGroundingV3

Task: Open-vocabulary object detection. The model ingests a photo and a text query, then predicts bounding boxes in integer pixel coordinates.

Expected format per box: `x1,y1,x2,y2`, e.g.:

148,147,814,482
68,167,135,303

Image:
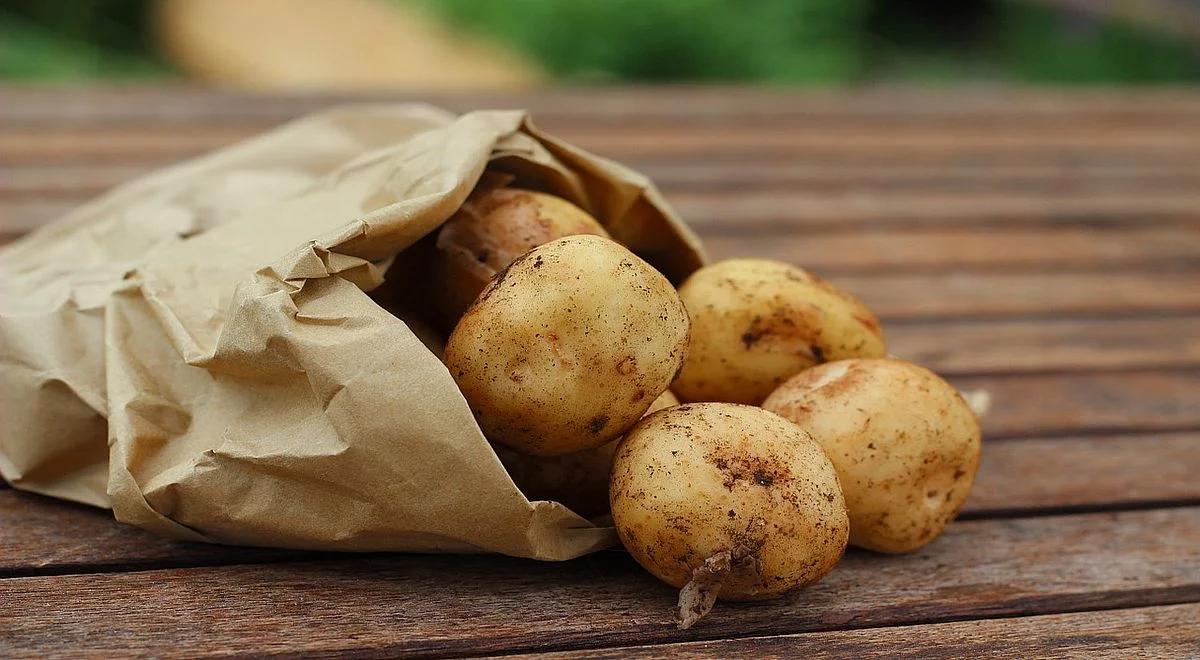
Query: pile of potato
433,183,982,628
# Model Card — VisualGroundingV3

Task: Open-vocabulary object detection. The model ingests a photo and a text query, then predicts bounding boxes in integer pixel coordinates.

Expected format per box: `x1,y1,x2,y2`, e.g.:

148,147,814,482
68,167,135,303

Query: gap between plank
482,601,1200,660
4,500,1199,582
959,497,1200,521
312,588,1200,660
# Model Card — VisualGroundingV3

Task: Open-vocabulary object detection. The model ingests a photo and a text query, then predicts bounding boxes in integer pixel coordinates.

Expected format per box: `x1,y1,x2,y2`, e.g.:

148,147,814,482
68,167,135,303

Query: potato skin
673,259,885,405
445,235,689,456
763,358,982,553
610,403,848,600
497,391,679,518
432,187,608,328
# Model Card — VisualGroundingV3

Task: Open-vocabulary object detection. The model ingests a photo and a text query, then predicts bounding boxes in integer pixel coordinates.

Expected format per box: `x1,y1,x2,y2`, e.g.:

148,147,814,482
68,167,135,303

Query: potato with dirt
672,258,885,405
431,185,609,328
445,235,689,456
763,358,982,553
496,391,679,518
610,403,848,628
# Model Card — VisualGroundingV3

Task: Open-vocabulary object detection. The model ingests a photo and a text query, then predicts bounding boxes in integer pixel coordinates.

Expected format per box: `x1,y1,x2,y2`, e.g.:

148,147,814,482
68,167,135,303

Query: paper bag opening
0,105,705,560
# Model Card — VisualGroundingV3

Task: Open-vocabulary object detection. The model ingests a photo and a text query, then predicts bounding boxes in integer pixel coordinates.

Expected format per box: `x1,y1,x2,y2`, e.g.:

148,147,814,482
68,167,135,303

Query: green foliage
418,0,869,83
1,0,1197,83
0,0,167,80
1000,3,1200,83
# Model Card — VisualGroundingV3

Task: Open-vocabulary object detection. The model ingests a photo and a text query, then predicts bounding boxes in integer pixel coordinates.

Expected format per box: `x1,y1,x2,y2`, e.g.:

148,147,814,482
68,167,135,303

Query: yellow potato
673,258,885,405
431,187,608,328
763,358,981,553
446,235,689,456
496,391,679,518
610,403,848,627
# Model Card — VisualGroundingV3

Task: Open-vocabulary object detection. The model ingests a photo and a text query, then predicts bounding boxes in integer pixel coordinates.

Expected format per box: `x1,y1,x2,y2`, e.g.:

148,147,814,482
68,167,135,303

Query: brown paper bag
0,105,705,559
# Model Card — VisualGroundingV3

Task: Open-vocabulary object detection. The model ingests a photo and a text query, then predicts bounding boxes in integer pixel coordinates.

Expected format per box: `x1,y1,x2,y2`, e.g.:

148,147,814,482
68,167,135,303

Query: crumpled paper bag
0,105,705,559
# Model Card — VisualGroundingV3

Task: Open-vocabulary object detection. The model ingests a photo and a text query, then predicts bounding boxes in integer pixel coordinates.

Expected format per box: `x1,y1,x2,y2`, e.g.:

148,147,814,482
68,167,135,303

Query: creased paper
0,105,705,559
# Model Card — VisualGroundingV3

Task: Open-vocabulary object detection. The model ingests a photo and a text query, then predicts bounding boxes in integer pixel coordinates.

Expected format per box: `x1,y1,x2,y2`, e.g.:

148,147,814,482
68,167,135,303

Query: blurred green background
2,0,1199,85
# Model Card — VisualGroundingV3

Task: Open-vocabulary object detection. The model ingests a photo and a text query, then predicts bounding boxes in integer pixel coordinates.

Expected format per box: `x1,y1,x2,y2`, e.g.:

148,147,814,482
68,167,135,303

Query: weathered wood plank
7,191,1200,237
0,202,72,234
0,491,309,577
517,603,1200,659
4,86,1200,124
965,432,1200,516
6,125,1200,169
7,186,1200,271
671,192,1200,232
889,316,1200,375
8,195,1198,273
634,162,1200,194
2,432,1195,577
7,235,1199,322
950,371,1200,439
840,271,1200,320
1,508,1196,657
9,163,1200,200
5,121,1200,147
1,85,1196,657
0,162,1196,193
707,226,1200,273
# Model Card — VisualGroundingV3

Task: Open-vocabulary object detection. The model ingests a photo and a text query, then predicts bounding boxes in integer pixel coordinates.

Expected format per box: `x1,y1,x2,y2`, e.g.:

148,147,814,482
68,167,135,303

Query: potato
446,235,689,456
432,187,609,328
497,391,679,518
611,403,848,628
763,358,981,553
672,258,885,405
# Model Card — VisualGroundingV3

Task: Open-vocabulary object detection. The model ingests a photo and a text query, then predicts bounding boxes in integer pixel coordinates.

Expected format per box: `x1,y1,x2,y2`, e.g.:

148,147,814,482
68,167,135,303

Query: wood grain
842,270,1200,320
2,86,1198,656
9,201,1199,274
670,191,1200,232
4,161,1196,271
2,432,1195,578
6,243,1199,325
8,195,1200,265
6,191,1200,237
6,121,1200,153
888,316,1200,375
706,226,1200,273
0,490,309,577
950,370,1200,438
8,133,1200,173
965,432,1200,515
9,163,1200,200
516,603,1200,659
633,162,1200,194
1,508,1196,657
4,86,1200,124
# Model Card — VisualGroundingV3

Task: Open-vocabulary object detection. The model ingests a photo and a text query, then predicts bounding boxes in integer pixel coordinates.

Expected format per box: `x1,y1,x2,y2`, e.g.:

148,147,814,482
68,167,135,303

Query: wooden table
2,86,1199,658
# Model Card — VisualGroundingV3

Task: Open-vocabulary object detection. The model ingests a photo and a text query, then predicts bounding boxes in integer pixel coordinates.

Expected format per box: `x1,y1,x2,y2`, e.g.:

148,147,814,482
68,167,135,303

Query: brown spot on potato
738,309,821,358
589,415,610,434
706,446,792,490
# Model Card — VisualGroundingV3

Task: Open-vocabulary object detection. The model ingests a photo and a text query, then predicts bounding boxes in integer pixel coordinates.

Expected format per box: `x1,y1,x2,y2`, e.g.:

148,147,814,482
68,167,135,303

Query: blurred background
2,0,1199,89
